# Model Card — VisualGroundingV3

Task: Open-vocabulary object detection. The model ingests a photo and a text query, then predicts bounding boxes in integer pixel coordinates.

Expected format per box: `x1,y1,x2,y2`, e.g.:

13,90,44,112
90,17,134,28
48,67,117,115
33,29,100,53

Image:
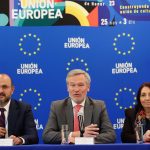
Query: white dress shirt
3,99,11,138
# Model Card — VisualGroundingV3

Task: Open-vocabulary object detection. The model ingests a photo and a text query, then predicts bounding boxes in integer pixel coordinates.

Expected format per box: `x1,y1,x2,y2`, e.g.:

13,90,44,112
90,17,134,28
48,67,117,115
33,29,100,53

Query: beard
0,93,10,107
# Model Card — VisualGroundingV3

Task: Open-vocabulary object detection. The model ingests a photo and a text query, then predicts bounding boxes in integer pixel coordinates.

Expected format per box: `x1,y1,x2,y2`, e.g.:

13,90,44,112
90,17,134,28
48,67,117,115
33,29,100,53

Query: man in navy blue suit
0,74,38,145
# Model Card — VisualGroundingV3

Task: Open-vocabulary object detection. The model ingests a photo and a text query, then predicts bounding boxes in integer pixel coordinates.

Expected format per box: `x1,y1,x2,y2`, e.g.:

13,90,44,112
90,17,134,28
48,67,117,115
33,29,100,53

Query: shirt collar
71,97,86,107
3,99,11,112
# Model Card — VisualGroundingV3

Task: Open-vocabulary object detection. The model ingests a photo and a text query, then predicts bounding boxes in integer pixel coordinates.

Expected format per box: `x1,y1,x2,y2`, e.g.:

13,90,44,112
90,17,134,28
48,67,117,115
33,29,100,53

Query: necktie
74,104,82,131
0,108,5,128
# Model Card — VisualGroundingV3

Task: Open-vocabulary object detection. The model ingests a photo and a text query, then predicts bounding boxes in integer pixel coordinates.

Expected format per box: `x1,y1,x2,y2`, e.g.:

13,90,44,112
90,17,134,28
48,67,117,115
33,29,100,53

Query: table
0,144,150,150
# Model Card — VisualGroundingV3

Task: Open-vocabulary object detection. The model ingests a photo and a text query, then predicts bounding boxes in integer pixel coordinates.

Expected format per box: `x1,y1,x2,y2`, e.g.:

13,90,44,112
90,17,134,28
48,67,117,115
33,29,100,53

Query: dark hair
135,82,150,114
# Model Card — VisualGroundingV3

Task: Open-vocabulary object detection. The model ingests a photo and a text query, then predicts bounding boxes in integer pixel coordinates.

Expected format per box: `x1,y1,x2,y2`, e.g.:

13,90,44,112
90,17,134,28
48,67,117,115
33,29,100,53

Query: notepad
0,139,13,146
75,137,94,145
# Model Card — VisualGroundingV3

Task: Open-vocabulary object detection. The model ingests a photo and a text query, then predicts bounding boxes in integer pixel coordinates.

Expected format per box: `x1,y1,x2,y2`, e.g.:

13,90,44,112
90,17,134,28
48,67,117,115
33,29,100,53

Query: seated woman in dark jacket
121,82,150,143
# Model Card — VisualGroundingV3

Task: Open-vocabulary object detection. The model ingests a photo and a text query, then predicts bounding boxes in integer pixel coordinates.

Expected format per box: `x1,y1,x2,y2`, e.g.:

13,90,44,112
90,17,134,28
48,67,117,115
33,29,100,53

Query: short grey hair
66,69,91,85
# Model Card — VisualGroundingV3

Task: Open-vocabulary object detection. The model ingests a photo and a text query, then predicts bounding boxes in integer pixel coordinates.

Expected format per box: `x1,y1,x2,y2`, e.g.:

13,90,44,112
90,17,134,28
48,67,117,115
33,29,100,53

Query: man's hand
0,127,6,137
68,131,80,144
9,135,23,145
72,131,80,137
83,124,99,137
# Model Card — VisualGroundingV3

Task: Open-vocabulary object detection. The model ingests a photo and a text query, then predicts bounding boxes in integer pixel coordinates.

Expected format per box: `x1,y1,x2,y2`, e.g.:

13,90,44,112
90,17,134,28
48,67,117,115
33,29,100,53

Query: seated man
43,69,116,144
0,74,39,145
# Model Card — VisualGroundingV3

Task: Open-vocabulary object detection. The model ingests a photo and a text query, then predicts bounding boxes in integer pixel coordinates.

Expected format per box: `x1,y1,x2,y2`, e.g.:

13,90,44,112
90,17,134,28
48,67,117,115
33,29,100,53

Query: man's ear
67,85,69,92
87,86,90,92
11,86,15,94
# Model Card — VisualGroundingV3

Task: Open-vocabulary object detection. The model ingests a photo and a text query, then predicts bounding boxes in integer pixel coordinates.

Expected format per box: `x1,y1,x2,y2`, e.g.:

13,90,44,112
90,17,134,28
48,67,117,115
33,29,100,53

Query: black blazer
121,108,136,143
8,99,39,144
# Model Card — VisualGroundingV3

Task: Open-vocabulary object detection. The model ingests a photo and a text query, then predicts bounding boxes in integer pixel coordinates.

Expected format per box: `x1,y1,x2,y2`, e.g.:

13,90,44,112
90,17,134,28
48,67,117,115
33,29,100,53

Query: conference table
0,144,150,150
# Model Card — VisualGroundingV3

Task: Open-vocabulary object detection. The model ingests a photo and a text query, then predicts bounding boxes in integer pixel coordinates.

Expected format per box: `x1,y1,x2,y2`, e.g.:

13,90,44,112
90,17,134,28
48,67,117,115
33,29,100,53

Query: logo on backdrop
113,32,135,56
112,32,138,74
19,88,42,111
34,118,43,130
66,57,89,71
12,0,63,20
17,33,43,75
18,88,43,130
18,33,41,56
114,87,137,110
17,63,43,74
113,118,125,130
112,62,138,74
64,37,90,49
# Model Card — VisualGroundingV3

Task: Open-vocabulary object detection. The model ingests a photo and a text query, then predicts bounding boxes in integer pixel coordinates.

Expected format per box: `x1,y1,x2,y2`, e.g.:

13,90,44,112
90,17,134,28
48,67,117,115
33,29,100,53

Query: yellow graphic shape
65,1,90,26
21,0,37,7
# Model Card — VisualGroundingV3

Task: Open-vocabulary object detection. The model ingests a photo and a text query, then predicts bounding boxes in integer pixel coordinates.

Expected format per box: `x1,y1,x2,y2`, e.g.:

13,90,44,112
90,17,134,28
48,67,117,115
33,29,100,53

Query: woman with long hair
121,82,150,143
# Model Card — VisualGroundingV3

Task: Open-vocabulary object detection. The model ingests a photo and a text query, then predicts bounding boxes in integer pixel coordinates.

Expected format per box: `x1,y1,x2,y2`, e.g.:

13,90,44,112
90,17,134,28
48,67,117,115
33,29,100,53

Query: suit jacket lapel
65,98,74,131
8,100,19,135
64,97,94,131
84,97,93,127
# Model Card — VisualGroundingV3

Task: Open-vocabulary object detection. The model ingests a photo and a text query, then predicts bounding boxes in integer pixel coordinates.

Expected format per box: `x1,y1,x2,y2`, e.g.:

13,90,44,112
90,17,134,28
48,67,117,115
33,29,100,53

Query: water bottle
61,124,69,144
135,123,144,144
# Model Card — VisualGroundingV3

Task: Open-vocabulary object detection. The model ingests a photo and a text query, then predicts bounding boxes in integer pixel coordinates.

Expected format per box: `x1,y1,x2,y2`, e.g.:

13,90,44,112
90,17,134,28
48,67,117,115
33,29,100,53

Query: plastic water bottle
61,124,69,144
135,123,144,144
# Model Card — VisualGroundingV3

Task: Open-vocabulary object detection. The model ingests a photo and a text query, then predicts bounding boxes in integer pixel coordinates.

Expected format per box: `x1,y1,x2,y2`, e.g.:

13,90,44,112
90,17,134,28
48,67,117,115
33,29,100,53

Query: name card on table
0,139,13,146
75,137,94,145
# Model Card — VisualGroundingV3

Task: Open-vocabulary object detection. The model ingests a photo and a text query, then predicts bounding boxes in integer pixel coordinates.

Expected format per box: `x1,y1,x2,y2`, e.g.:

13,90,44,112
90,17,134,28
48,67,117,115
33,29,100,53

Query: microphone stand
78,113,84,137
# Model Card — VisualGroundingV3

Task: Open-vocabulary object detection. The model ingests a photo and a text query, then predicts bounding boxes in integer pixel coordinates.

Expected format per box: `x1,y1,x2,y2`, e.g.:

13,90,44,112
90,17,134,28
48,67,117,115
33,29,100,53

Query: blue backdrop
0,0,150,143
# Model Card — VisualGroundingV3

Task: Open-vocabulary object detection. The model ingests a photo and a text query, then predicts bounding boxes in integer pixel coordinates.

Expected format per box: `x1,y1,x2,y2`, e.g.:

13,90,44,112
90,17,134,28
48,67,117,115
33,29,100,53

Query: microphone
141,118,146,134
78,112,84,136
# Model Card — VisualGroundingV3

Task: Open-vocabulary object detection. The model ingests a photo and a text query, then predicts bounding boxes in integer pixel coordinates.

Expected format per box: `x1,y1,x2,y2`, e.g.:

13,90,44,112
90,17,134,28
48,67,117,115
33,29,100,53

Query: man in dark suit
43,69,116,144
0,74,39,145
